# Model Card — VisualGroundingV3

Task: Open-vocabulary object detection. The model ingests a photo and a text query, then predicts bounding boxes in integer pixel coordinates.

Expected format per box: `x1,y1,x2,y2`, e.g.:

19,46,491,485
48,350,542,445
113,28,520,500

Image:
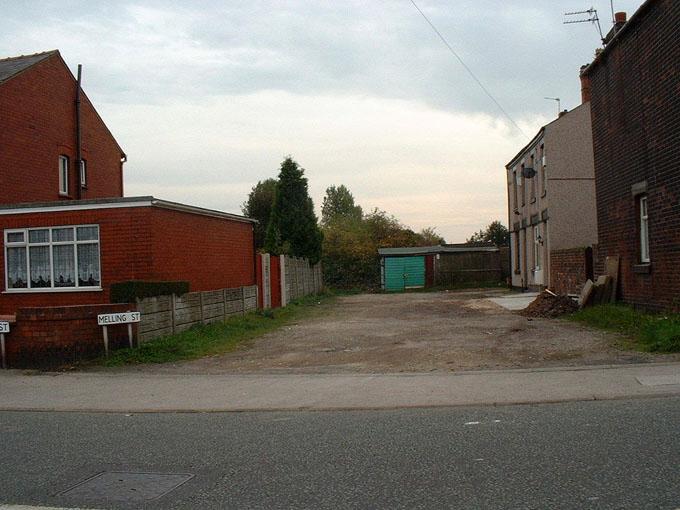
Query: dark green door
385,256,426,291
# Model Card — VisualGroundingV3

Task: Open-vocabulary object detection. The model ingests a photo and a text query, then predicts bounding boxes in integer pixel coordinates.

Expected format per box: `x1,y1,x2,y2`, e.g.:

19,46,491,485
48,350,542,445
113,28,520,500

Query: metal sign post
97,312,141,357
0,321,10,369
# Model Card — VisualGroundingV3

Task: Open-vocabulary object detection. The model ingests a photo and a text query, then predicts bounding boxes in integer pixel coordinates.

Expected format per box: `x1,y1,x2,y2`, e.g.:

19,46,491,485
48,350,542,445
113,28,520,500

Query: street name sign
97,312,141,326
0,321,9,334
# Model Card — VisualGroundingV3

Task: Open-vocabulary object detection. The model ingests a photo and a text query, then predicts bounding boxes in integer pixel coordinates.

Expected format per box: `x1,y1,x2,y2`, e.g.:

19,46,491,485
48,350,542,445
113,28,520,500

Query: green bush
110,280,190,303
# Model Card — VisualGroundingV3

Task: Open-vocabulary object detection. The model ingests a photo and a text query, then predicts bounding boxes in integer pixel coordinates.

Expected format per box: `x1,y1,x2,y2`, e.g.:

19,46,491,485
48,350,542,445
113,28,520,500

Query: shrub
110,281,190,303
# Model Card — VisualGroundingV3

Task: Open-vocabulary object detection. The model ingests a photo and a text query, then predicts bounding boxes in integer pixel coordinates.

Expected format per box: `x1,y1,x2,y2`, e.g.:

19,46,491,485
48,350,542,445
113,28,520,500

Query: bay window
5,225,101,291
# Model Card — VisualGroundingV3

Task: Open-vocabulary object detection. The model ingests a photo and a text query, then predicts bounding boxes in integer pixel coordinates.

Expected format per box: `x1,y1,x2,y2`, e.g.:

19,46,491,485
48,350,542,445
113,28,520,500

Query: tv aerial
564,7,605,45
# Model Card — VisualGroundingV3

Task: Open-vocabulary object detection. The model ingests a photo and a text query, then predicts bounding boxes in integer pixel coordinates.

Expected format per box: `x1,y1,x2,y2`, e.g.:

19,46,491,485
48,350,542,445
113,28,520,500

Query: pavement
3,361,680,413
487,291,539,310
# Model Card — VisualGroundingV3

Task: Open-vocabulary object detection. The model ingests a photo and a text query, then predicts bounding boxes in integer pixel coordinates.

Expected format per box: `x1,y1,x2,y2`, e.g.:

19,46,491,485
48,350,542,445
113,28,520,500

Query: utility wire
409,0,529,139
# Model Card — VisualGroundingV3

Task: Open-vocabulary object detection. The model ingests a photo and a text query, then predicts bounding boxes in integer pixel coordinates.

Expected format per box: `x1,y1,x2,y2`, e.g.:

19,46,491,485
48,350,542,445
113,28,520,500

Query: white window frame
59,155,69,195
640,196,650,263
79,159,87,188
4,224,102,293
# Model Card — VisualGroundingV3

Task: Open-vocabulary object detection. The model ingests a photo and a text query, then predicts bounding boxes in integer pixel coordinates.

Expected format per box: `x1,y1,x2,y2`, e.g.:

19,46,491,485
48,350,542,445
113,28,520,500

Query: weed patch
569,304,680,353
97,292,334,366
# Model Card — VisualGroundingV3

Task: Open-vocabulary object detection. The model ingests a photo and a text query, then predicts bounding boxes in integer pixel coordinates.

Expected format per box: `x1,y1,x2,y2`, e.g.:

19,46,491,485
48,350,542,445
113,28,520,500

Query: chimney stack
614,11,627,25
580,65,591,103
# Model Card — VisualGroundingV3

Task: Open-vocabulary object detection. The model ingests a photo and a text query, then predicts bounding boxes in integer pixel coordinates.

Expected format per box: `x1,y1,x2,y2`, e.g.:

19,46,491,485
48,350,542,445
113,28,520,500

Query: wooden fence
136,285,258,343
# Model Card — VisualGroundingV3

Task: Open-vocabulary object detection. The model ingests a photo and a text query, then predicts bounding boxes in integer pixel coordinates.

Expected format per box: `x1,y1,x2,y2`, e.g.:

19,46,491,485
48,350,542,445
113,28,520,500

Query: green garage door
385,256,426,291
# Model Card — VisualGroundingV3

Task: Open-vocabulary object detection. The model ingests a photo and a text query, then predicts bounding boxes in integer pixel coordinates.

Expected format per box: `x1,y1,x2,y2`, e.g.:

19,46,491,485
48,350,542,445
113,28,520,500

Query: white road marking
1,506,98,510
464,421,481,426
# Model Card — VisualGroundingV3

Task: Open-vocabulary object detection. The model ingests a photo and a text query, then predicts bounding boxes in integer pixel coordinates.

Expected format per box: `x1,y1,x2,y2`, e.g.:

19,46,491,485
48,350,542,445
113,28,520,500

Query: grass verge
98,291,336,367
569,304,680,353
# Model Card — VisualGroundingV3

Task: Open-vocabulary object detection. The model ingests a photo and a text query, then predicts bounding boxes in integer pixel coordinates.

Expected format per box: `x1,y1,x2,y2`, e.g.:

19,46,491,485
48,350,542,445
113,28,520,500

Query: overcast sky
1,0,644,242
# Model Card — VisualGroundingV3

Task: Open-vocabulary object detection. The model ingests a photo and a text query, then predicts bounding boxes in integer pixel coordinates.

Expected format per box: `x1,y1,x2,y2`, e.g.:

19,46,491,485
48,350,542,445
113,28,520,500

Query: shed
378,244,502,291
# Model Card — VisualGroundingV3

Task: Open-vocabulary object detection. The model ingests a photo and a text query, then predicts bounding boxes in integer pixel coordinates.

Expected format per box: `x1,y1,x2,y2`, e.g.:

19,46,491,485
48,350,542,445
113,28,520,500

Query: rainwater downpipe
75,64,83,199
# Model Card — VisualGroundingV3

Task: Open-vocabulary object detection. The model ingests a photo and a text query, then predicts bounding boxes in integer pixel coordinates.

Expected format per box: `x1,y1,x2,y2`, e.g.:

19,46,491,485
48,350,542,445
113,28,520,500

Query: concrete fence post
280,255,287,307
171,293,177,334
241,286,246,315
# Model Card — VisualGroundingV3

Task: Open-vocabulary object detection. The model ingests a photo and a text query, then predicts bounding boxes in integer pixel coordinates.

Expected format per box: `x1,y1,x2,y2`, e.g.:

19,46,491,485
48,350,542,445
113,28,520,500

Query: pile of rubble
520,292,578,319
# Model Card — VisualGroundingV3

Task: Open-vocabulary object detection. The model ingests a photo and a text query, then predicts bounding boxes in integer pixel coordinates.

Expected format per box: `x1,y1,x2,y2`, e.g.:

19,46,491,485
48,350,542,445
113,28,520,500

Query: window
530,154,536,202
514,232,521,272
79,159,87,188
640,196,650,263
512,168,518,211
540,144,547,196
5,225,101,291
520,164,526,206
59,155,69,195
534,225,542,270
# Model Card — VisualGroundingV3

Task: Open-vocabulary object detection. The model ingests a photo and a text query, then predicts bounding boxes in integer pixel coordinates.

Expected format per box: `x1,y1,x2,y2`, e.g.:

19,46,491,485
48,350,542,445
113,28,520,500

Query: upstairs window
639,196,650,263
530,154,536,202
540,144,547,196
58,155,69,195
5,225,101,291
520,164,526,206
80,159,87,188
512,169,518,211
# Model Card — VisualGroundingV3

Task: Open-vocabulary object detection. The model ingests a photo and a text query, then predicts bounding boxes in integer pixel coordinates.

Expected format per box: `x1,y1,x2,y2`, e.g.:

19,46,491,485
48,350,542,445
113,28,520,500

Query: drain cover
61,471,194,502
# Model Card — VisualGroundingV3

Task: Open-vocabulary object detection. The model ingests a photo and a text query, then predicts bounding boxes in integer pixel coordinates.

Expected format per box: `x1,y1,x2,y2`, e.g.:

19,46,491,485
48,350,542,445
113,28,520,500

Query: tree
321,185,363,226
241,178,277,249
265,157,323,263
466,221,509,246
419,227,445,246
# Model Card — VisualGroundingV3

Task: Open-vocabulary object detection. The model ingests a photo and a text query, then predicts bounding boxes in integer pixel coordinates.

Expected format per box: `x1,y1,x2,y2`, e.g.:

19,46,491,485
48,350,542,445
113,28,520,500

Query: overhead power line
408,0,528,139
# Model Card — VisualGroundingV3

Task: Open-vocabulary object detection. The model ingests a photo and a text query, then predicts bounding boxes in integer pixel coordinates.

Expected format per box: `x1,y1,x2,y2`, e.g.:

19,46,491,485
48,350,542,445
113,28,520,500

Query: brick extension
550,248,593,296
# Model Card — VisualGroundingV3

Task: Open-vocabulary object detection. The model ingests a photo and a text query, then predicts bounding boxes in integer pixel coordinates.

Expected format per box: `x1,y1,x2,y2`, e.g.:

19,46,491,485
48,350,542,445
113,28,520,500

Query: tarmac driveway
135,290,679,374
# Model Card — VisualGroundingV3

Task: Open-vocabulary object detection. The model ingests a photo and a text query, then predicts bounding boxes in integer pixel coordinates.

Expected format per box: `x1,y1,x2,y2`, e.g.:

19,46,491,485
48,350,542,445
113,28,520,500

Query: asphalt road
2,397,680,509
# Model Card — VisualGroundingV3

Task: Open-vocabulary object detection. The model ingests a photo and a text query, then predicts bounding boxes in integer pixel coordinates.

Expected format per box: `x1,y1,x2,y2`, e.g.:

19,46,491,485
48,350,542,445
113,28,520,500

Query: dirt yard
128,290,680,374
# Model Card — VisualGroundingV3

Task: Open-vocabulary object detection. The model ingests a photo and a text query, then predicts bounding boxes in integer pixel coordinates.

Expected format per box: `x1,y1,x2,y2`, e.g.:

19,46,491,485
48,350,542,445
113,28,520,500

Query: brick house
505,103,598,293
0,50,126,202
0,51,257,316
581,0,680,311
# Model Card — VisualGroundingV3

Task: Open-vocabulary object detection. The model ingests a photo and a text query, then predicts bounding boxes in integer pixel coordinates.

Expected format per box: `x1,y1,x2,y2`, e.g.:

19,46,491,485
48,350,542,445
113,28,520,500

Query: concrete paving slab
2,363,680,412
636,374,680,386
488,292,539,311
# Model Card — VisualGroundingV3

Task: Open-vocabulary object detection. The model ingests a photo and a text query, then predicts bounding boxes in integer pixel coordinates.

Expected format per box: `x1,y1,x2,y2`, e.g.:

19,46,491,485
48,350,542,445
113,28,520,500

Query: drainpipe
75,64,83,199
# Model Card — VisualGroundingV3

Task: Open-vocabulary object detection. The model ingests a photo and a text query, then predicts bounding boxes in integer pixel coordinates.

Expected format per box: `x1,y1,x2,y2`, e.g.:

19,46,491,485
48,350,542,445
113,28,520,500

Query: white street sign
97,312,140,326
0,321,9,334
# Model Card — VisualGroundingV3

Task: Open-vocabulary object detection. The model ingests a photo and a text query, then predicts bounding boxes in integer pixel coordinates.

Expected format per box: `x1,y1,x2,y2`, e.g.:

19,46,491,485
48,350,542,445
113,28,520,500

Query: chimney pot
615,11,627,24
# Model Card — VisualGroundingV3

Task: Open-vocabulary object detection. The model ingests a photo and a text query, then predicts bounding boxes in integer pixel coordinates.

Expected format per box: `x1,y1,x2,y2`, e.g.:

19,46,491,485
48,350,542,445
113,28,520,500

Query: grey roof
0,50,57,85
378,245,498,256
0,195,257,224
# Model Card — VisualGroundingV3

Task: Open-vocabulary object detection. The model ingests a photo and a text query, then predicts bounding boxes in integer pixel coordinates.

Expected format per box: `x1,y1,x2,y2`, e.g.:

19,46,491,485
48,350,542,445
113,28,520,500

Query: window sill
3,287,103,294
541,191,547,198
530,198,536,204
633,263,652,275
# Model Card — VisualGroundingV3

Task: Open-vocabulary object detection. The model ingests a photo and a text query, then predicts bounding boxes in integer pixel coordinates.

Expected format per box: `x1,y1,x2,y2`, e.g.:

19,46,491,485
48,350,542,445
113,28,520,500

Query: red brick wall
0,52,124,204
148,208,255,291
0,207,152,314
0,206,255,314
550,248,592,295
586,0,680,312
5,303,134,368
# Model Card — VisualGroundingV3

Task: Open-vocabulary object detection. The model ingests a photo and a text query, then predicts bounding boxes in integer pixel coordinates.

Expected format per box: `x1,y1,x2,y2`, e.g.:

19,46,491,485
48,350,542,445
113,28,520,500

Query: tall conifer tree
265,157,323,263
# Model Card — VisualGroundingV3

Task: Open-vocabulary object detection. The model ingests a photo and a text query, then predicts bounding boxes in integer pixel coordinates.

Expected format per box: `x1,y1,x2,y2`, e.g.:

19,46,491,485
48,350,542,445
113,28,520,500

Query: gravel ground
117,289,680,374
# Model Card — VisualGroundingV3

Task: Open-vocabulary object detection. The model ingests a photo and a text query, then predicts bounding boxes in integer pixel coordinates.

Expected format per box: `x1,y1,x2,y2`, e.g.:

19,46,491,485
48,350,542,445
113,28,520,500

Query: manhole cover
61,471,194,502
